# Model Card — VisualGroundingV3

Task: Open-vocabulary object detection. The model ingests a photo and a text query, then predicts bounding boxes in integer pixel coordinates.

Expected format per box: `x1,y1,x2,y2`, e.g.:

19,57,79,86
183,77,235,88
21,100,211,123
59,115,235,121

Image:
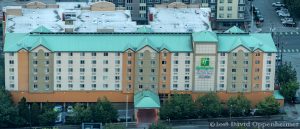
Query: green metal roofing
217,33,277,52
273,90,284,100
192,30,218,42
224,26,246,33
31,26,52,33
134,90,160,109
4,33,192,52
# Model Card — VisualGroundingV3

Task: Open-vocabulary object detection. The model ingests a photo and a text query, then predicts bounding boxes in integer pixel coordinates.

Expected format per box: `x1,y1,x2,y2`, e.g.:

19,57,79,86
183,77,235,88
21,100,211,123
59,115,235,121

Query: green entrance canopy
134,90,160,109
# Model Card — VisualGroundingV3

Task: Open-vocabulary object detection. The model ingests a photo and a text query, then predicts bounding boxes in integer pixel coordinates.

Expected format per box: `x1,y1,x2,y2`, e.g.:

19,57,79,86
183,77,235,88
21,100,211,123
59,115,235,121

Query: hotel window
68,68,73,72
219,84,224,88
227,14,232,18
80,52,85,56
221,60,225,64
254,76,260,80
34,84,38,89
68,84,73,88
151,77,156,81
140,77,144,81
44,53,50,56
80,76,85,81
162,76,166,81
151,60,156,65
139,53,144,58
244,53,248,56
128,84,132,89
220,0,224,3
79,60,84,64
232,69,236,72
220,53,225,56
139,69,143,73
185,84,190,89
56,68,61,72
138,61,143,65
128,76,132,80
174,60,178,64
185,68,190,72
139,85,143,89
232,76,236,81
68,60,73,64
115,68,120,73
104,52,108,56
266,84,270,88
255,60,260,64
56,60,61,64
232,84,236,88
103,68,109,72
127,68,132,73
115,53,120,56
32,60,37,65
68,76,73,80
9,53,14,56
244,76,248,80
79,68,85,72
174,53,178,56
220,76,224,80
267,60,271,64
45,84,49,89
9,68,14,72
56,84,61,88
186,53,190,56
163,52,167,57
244,84,248,88
151,69,155,73
244,69,248,72
92,52,97,56
92,84,96,88
228,6,232,11
115,76,120,80
92,76,96,80
173,76,178,80
267,68,271,72
103,60,109,64
57,76,61,80
9,76,14,80
163,68,167,73
219,14,224,18
45,76,49,80
45,68,49,73
115,84,120,89
162,61,167,64
128,52,132,57
34,53,38,56
233,53,237,56
228,0,232,3
92,68,96,72
173,84,178,88
80,84,85,88
267,53,272,56
255,84,259,88
128,61,132,64
243,61,248,64
219,6,224,11
255,68,260,72
69,52,73,56
45,60,49,65
173,68,178,72
103,84,108,88
185,76,189,80
152,85,155,89
185,60,190,64
92,60,96,64
233,61,237,64
255,53,260,56
103,76,108,80
220,68,225,72
115,60,120,64
266,76,270,80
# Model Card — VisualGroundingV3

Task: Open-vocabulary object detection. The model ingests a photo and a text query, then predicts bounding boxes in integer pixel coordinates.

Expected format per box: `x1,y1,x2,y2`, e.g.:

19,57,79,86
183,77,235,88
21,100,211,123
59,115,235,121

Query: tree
160,94,197,120
0,88,24,128
92,97,118,123
196,92,222,118
280,80,299,103
277,62,297,86
149,122,172,129
38,109,58,126
104,123,126,129
256,96,280,116
30,103,41,126
283,0,300,18
17,97,30,125
227,95,251,117
68,103,93,124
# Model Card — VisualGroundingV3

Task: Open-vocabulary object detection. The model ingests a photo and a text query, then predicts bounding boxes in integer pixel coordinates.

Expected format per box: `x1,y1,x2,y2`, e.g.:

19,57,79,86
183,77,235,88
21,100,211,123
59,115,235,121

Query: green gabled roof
136,37,159,51
31,26,52,33
273,90,284,100
136,26,153,33
224,26,246,33
134,90,160,109
192,30,218,42
218,33,277,52
4,33,192,52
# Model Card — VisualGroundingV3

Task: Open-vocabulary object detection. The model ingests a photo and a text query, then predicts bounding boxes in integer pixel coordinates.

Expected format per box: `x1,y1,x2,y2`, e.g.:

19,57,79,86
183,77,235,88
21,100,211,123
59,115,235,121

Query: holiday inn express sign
196,57,214,78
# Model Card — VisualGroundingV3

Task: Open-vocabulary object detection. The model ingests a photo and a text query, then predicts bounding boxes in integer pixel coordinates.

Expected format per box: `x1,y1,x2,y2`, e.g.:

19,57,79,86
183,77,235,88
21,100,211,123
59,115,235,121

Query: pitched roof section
192,31,218,42
134,90,160,109
31,26,52,33
4,33,192,52
224,26,246,33
136,26,153,33
273,90,284,100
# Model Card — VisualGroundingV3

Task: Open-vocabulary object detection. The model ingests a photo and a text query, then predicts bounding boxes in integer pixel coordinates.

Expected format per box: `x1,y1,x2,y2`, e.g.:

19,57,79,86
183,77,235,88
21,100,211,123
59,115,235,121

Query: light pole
28,104,32,127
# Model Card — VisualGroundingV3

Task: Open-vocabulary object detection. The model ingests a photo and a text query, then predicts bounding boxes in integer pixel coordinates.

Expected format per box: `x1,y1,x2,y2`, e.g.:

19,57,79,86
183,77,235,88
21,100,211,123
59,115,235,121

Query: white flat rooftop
149,7,212,32
5,2,137,33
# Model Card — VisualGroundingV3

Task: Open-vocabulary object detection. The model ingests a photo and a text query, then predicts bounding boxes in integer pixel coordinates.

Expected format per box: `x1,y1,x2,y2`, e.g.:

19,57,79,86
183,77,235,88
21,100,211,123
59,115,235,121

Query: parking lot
252,0,299,33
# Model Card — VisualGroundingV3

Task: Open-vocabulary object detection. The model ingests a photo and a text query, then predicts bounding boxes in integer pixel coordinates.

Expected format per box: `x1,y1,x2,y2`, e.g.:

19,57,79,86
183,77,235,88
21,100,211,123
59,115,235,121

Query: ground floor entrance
137,109,158,124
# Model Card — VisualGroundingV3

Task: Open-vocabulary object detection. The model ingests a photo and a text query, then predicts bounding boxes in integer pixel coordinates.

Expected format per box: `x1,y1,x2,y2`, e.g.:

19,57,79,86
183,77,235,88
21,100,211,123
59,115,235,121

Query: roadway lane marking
280,32,283,35
297,32,300,35
279,50,281,53
286,32,289,35
292,49,295,53
283,49,286,53
287,49,291,52
296,49,299,52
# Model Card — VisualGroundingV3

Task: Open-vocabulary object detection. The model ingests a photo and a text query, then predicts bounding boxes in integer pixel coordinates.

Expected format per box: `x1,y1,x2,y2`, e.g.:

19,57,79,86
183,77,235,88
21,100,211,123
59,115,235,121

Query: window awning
134,90,160,109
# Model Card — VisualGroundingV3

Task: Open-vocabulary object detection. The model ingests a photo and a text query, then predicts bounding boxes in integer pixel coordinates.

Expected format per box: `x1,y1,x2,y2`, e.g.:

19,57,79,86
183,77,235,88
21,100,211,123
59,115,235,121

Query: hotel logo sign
196,57,214,78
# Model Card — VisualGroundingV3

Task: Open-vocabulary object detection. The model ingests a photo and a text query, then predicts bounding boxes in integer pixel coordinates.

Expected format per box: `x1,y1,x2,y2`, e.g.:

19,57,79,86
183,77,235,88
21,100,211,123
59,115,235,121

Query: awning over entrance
134,90,160,109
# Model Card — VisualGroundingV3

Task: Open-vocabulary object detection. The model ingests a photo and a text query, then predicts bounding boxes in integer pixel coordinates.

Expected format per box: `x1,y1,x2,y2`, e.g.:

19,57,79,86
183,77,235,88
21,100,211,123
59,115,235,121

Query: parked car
272,2,285,7
276,8,289,13
55,112,63,123
278,11,290,17
282,21,296,27
53,105,63,112
275,7,287,11
281,17,293,22
67,105,73,113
